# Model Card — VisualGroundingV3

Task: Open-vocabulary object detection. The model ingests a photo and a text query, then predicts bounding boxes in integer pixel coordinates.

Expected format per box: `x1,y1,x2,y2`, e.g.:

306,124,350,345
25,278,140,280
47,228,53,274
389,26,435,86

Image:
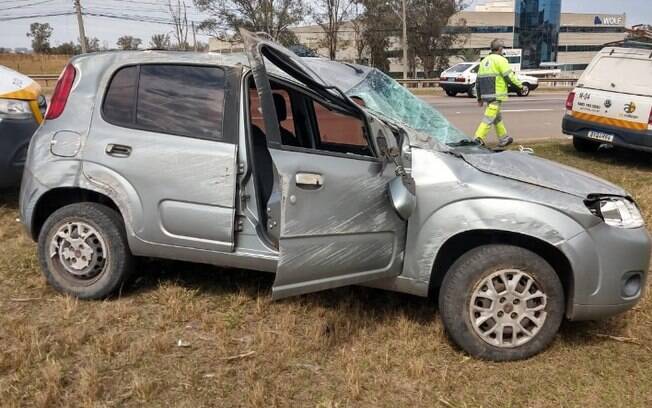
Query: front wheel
439,244,564,361
38,202,134,299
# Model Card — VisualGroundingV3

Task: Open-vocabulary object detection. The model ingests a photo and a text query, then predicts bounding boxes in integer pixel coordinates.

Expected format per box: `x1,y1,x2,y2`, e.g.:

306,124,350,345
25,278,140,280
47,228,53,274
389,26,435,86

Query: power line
2,0,58,11
0,11,74,21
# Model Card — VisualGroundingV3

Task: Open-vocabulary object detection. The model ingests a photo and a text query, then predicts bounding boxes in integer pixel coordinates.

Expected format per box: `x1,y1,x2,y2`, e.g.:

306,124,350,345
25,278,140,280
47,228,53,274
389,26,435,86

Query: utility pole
402,0,407,80
192,21,197,51
74,0,88,53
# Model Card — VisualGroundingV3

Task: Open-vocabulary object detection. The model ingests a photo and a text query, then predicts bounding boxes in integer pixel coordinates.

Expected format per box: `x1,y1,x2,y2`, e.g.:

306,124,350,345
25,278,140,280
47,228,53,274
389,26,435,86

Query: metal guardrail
396,77,579,88
29,74,60,87
31,73,578,89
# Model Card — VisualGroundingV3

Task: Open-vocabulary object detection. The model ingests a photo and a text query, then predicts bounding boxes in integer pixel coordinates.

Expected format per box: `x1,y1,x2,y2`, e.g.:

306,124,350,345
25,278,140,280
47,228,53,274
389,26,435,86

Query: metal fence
32,73,578,90
30,74,61,88
396,77,578,88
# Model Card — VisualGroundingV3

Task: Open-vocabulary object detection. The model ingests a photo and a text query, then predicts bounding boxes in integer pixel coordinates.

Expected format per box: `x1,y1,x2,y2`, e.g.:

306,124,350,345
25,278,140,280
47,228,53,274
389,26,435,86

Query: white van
439,61,539,98
563,46,652,152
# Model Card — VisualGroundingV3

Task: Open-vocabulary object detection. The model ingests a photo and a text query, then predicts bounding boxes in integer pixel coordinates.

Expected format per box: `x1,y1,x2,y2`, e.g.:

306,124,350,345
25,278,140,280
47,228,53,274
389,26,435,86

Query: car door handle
105,143,132,158
295,173,323,190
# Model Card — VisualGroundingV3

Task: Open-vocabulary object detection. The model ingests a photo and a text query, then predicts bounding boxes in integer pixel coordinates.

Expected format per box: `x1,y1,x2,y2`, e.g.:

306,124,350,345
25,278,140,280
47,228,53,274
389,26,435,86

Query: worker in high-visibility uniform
474,39,523,148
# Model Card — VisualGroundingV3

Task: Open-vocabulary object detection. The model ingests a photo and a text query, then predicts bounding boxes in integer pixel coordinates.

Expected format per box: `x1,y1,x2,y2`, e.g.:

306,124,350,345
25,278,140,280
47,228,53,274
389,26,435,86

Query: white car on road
439,62,539,98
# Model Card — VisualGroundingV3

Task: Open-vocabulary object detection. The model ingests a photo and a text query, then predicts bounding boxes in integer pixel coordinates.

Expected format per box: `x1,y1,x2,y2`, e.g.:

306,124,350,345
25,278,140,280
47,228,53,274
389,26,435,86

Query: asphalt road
420,91,569,143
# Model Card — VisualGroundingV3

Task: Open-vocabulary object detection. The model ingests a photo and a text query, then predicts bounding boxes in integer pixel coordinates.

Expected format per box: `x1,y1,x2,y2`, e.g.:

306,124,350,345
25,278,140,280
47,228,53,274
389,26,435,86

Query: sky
1,0,651,50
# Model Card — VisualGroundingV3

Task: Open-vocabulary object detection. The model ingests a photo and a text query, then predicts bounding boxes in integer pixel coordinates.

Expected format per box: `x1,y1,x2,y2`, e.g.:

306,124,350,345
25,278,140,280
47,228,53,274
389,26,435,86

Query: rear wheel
467,86,476,98
445,90,457,97
38,202,134,299
518,83,531,97
573,136,601,153
439,245,564,361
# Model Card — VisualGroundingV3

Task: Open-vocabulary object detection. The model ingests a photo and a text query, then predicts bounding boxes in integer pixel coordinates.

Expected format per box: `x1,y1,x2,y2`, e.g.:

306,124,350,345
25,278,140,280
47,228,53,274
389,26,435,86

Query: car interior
246,75,372,234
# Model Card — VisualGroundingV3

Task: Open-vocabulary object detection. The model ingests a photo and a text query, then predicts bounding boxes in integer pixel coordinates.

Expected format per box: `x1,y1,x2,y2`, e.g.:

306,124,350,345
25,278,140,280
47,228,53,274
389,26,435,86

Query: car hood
461,150,627,198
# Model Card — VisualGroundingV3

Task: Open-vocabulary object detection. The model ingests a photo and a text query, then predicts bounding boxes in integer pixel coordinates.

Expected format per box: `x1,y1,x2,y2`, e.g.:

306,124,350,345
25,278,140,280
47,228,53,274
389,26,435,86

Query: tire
439,244,564,361
445,90,457,97
518,83,530,97
38,202,134,299
573,136,601,153
467,86,476,98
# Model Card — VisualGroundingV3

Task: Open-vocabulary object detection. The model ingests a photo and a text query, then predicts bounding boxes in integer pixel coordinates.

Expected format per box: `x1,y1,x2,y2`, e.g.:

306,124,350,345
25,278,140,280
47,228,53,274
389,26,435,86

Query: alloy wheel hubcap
469,269,547,348
50,221,107,280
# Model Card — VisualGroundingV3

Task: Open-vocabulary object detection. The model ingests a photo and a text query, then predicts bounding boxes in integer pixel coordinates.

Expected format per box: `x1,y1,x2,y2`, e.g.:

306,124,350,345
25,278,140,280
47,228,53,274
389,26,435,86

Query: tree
313,0,354,60
404,0,467,77
359,0,396,72
86,37,101,52
458,47,480,62
27,22,53,53
169,0,190,50
349,2,366,63
51,42,76,55
116,36,142,50
194,0,305,45
150,33,171,49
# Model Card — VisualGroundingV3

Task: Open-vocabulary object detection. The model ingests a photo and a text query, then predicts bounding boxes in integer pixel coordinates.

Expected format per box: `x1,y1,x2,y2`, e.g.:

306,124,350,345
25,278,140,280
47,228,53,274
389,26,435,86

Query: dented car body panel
20,37,650,322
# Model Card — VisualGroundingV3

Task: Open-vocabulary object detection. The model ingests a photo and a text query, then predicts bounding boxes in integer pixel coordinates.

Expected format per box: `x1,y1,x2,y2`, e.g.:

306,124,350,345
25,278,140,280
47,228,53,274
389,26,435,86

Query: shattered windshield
347,69,470,145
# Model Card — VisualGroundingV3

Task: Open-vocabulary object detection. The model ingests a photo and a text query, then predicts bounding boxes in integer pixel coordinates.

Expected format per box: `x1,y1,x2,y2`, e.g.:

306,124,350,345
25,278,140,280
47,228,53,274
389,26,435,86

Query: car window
103,66,137,125
249,89,296,136
103,64,226,141
312,100,370,155
447,63,473,73
471,65,479,73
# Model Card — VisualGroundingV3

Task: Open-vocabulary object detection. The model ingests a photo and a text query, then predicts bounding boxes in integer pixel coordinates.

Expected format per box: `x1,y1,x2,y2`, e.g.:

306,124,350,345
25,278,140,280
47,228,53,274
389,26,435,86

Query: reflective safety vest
476,53,522,102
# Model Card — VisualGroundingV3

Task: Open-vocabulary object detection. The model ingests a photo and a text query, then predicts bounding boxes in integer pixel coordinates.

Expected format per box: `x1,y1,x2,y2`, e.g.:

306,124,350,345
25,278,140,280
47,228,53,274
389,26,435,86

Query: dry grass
1,141,652,407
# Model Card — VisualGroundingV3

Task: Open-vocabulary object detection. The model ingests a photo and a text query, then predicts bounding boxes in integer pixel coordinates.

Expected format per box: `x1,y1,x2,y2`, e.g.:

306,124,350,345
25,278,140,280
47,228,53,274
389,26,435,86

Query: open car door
241,29,407,299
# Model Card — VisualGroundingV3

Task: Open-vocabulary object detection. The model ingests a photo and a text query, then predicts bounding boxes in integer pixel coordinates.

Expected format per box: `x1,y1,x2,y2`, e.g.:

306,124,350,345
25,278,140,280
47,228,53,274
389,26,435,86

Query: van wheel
38,202,134,299
518,83,530,97
445,90,457,97
439,245,564,361
573,136,601,153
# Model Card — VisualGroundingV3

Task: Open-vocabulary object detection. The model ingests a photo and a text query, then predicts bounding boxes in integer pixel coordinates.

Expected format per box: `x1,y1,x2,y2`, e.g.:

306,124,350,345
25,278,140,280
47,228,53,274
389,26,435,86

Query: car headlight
587,197,644,228
0,98,32,119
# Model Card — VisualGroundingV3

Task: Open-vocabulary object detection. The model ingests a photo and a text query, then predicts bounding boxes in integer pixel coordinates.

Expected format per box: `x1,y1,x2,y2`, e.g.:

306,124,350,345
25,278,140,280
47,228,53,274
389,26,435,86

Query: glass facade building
514,0,562,69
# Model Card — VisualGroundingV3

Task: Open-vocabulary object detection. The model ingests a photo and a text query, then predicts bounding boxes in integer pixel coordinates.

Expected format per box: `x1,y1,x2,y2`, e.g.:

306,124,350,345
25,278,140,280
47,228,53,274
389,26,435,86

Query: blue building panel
514,0,561,69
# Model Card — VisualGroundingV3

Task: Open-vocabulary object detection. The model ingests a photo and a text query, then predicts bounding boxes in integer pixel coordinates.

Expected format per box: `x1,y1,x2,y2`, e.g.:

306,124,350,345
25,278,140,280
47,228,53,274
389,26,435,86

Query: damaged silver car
20,30,650,361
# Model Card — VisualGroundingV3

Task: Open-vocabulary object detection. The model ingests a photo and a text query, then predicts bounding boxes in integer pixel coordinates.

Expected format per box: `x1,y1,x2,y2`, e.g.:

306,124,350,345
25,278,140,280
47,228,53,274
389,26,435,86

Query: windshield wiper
446,139,480,147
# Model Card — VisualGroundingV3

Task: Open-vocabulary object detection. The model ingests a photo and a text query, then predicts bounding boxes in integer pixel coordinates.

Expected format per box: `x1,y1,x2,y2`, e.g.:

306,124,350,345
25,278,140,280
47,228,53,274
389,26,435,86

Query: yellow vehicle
0,65,46,187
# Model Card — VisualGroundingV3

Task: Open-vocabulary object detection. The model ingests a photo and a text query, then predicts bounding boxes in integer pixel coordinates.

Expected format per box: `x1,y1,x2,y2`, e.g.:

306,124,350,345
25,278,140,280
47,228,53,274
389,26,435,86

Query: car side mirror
388,175,416,220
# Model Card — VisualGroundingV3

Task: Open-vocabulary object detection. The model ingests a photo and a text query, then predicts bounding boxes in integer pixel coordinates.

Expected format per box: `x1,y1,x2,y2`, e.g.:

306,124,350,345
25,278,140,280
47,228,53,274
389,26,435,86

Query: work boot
474,137,486,146
497,136,513,148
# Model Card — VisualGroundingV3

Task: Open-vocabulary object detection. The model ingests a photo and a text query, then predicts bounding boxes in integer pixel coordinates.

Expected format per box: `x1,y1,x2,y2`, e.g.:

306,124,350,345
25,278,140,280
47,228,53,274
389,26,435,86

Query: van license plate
587,131,614,143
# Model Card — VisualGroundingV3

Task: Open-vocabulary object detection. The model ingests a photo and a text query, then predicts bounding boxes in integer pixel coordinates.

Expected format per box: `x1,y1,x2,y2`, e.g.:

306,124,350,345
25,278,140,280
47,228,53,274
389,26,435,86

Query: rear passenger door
84,63,240,252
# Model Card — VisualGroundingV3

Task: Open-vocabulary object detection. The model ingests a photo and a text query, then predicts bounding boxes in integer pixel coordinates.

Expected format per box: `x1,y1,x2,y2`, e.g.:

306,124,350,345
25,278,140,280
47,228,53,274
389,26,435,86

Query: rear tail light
648,108,652,128
565,91,575,111
46,64,76,120
440,76,447,81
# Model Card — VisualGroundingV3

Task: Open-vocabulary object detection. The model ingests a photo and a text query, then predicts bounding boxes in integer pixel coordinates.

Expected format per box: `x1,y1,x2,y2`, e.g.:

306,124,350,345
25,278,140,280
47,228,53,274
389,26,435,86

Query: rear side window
103,66,137,125
102,64,226,141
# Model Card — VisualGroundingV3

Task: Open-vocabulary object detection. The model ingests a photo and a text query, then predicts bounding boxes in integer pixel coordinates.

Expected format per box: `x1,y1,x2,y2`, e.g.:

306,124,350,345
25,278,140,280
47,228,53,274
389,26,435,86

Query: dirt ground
1,142,651,407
